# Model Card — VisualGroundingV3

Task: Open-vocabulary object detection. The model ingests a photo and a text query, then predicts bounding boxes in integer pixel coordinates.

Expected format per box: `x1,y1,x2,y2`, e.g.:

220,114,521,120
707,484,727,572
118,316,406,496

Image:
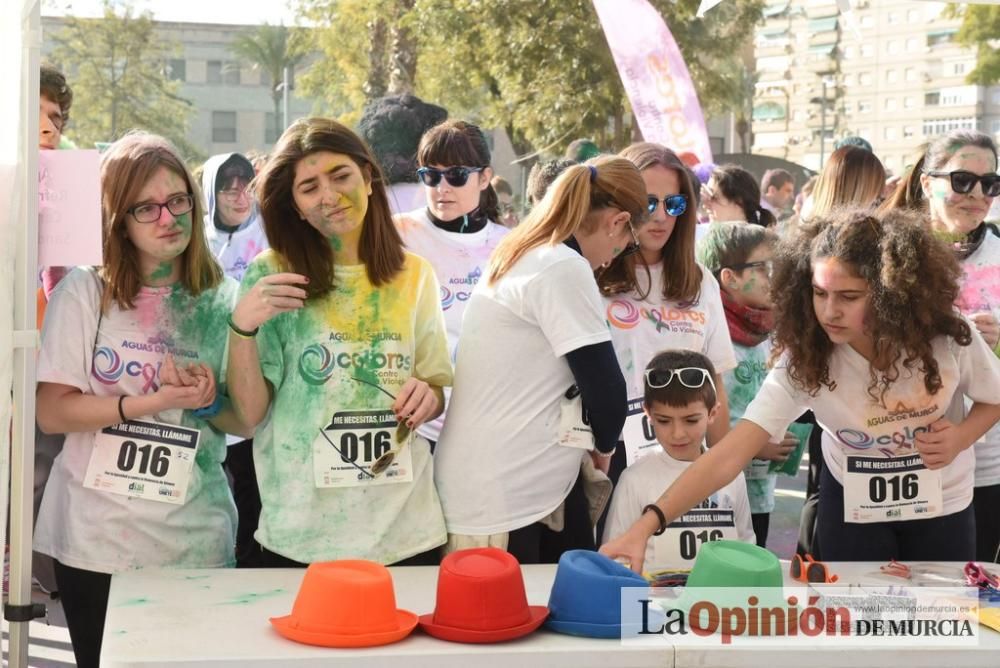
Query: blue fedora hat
545,550,650,639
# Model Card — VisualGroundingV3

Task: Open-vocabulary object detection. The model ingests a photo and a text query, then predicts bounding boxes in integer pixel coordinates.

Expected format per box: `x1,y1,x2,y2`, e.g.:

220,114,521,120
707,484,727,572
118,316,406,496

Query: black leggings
53,560,112,668
816,464,975,561
751,513,770,548
224,438,262,568
973,483,1000,562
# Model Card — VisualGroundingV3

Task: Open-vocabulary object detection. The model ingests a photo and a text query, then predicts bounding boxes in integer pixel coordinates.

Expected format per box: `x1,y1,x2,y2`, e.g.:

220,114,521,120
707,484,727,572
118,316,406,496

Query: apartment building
751,0,1000,175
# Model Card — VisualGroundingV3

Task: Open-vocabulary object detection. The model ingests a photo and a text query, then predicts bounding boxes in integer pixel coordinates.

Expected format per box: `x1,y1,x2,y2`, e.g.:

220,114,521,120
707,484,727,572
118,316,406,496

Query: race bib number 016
650,509,737,569
623,398,660,466
843,454,943,523
84,419,200,505
313,409,414,488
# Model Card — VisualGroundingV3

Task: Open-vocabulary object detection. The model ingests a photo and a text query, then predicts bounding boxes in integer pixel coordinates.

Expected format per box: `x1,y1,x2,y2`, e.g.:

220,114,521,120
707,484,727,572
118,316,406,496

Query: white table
670,562,1000,668
100,565,674,668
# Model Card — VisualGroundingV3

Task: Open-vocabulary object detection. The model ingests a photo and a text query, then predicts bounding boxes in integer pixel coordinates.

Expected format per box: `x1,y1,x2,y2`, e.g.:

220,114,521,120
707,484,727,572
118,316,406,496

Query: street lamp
810,72,837,168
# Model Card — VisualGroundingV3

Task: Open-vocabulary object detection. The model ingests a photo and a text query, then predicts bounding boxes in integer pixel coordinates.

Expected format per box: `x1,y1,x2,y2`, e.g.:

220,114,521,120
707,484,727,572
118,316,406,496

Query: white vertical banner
593,0,714,164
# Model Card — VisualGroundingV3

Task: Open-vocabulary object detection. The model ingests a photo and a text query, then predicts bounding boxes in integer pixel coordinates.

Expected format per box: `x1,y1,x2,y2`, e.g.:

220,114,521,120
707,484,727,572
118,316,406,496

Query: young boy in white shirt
602,350,755,572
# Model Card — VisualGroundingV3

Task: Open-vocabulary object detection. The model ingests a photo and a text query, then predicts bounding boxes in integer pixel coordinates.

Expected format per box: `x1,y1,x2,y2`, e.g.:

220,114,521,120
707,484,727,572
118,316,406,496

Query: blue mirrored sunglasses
647,194,688,217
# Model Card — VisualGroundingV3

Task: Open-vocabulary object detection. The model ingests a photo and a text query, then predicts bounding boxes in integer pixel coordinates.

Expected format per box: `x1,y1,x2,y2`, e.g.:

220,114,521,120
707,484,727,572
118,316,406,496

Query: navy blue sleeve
565,341,627,454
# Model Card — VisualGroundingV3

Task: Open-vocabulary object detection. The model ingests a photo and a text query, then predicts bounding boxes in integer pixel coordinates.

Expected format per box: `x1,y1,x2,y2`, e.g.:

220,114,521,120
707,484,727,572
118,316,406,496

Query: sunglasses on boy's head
924,169,1000,197
416,166,485,188
644,367,717,394
647,194,688,217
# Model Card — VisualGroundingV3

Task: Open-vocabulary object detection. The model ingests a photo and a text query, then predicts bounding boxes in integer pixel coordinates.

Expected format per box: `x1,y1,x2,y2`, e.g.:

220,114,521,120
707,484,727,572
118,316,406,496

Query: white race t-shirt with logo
34,267,238,574
605,263,736,400
955,231,1000,487
602,450,755,572
435,244,612,535
396,209,509,442
743,327,1000,519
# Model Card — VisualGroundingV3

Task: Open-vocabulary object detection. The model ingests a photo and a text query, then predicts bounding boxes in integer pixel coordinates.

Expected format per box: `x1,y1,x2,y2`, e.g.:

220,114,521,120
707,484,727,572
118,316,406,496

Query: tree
953,4,1000,85
297,0,763,156
229,23,306,144
49,0,198,158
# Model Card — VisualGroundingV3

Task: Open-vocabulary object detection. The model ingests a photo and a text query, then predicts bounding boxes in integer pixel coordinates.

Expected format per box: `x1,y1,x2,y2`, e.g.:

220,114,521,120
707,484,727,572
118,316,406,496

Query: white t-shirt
396,208,509,442
605,262,736,400
435,244,612,535
602,449,755,572
955,232,1000,487
743,326,1000,517
34,267,238,574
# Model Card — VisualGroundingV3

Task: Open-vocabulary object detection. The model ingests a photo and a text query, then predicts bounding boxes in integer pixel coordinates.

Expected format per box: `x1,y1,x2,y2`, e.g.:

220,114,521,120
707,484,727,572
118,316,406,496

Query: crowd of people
29,65,1000,666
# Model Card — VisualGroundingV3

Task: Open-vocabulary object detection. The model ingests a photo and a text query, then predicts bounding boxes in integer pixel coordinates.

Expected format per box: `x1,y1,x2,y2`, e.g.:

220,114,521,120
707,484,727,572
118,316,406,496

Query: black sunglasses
647,194,688,217
924,170,1000,198
416,166,485,188
725,260,773,276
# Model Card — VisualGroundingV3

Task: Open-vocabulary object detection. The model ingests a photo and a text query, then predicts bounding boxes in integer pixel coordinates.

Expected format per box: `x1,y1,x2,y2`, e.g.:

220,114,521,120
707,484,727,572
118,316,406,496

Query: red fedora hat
270,560,417,648
419,547,548,643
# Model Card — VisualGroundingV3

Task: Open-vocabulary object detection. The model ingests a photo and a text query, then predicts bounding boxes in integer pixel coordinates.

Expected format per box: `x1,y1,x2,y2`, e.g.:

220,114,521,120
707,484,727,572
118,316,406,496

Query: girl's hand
158,355,215,411
391,378,440,430
971,312,1000,348
914,419,967,470
232,273,309,332
757,431,797,462
599,522,654,574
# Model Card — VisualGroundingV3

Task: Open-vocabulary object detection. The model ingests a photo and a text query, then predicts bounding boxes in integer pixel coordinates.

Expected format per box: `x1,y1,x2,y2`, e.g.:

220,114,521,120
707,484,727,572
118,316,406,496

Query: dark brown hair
99,132,221,312
40,64,73,127
769,207,970,404
599,142,702,303
256,117,404,297
643,350,718,409
709,164,776,227
417,119,499,221
696,222,777,279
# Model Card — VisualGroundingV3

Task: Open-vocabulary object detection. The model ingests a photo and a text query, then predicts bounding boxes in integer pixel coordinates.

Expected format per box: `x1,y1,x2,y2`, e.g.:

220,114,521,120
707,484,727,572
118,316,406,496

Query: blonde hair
487,156,647,284
807,146,885,220
99,132,222,312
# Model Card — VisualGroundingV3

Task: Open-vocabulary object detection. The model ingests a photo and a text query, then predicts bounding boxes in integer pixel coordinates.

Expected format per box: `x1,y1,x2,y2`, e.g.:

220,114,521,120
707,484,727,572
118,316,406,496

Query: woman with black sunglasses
434,157,642,563
597,143,737,486
884,129,1000,562
394,120,510,451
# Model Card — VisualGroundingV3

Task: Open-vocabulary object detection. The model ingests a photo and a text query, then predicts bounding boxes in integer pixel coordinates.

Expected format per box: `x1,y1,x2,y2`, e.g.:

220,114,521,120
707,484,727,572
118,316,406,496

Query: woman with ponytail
434,157,644,563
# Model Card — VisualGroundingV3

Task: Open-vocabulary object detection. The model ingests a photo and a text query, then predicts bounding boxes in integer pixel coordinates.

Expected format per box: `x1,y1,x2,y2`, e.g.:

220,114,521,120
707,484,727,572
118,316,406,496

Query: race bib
843,454,943,523
312,409,414,488
650,508,737,569
84,419,200,505
744,458,771,481
623,398,660,465
557,391,594,450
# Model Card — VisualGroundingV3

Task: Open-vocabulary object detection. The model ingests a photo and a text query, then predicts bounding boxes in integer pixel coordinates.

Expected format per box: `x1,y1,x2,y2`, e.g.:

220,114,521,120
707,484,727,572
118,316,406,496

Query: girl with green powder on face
227,117,453,567
884,130,1000,562
34,132,246,668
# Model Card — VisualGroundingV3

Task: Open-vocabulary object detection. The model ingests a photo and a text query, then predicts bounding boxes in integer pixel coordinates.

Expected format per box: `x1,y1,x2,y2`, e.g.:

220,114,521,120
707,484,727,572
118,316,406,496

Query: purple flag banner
593,0,714,164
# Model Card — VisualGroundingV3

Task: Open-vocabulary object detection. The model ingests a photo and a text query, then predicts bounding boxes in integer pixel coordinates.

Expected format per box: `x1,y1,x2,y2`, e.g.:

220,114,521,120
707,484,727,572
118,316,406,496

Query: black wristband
117,395,128,424
643,504,668,536
228,314,259,339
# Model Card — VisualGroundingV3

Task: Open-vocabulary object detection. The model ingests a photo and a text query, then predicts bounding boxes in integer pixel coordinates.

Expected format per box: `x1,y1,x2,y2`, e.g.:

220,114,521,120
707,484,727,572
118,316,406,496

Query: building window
860,44,875,57
859,72,873,86
886,69,898,84
265,112,282,144
904,96,917,109
884,98,897,111
903,126,916,138
887,40,901,55
905,67,917,82
858,100,873,113
922,117,978,136
952,61,968,76
166,59,186,81
884,127,897,141
860,15,874,27
907,9,919,22
906,37,919,52
207,60,223,85
224,63,241,86
212,111,237,143
928,30,958,48
843,73,854,87
926,91,941,106
887,11,900,24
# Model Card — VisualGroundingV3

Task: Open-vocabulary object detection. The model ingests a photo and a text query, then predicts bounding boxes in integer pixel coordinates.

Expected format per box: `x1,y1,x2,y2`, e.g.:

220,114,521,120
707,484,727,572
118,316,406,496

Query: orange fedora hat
270,560,418,648
419,547,548,643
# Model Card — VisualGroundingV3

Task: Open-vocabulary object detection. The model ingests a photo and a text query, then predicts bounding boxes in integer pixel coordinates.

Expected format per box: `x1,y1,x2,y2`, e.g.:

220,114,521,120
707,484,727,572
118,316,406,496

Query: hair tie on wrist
117,395,128,424
588,165,598,183
643,503,668,536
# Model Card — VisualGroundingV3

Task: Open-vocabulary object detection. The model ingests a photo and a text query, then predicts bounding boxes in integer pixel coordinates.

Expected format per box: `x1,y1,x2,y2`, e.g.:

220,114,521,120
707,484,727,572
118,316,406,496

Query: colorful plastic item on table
791,553,839,584
545,550,650,639
270,560,418,648
768,422,813,476
965,561,1000,590
418,547,548,643
879,558,912,580
646,569,690,588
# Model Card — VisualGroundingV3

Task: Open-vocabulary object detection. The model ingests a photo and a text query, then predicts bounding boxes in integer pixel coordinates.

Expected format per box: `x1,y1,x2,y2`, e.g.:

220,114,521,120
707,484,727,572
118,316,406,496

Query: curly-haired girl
602,207,1000,565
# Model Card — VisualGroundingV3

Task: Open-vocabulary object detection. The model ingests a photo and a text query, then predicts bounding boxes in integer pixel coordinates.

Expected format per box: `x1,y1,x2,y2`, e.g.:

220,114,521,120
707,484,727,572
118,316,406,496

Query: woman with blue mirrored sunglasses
647,194,688,217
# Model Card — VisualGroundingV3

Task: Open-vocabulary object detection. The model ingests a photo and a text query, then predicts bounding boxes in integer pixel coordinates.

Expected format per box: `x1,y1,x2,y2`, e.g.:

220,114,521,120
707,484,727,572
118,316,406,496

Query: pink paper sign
593,0,714,164
38,149,103,266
